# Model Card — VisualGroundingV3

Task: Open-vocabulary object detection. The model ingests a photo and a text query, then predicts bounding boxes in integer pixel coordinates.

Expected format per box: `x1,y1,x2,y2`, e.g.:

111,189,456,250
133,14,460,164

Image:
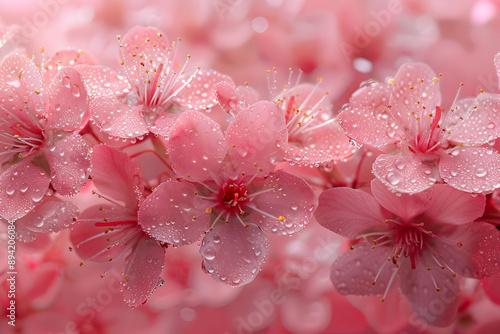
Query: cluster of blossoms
1,20,500,332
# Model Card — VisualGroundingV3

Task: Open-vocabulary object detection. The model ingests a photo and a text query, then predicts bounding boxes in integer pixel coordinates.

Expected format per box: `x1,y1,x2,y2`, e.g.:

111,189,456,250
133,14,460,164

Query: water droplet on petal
475,167,487,178
71,84,80,97
6,185,15,195
395,157,406,170
62,76,71,88
202,246,216,260
487,122,496,129
386,171,401,185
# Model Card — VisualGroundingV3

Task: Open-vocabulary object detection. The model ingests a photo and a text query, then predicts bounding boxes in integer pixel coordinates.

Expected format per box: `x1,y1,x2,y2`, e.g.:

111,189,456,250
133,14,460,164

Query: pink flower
314,179,500,326
339,62,500,194
216,71,356,167
138,105,317,286
78,26,233,140
0,53,90,220
70,145,165,307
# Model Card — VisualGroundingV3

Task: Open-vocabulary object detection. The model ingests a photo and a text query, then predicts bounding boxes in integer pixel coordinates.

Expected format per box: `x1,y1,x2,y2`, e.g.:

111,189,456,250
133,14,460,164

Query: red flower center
218,182,248,213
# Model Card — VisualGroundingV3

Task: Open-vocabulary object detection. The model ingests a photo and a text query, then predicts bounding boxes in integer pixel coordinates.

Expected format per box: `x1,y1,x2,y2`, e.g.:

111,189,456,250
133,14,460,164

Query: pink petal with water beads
338,82,398,150
138,180,210,246
43,132,90,196
200,222,268,286
0,159,50,220
398,255,460,327
439,147,500,193
76,65,131,98
15,196,79,242
119,26,172,90
226,101,287,174
146,109,177,138
315,187,387,239
91,145,143,209
89,96,149,138
287,119,357,166
432,222,500,279
330,243,398,296
174,69,234,110
447,94,500,146
215,81,259,115
250,170,316,236
388,63,441,130
0,53,44,120
45,67,87,131
372,153,437,194
371,178,432,222
424,184,485,225
43,48,99,85
168,111,227,180
70,204,139,262
123,235,165,308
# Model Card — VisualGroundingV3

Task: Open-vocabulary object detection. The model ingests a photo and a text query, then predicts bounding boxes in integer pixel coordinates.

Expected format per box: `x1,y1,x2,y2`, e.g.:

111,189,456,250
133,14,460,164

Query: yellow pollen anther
206,208,212,213
116,35,121,40
69,247,73,251
372,281,376,285
192,216,197,220
452,272,457,277
439,73,443,76
432,77,439,83
480,89,484,93
240,211,245,215
436,288,441,292
385,219,389,224
349,246,354,250
317,77,323,82
80,262,84,266
427,267,431,271
420,78,424,83
125,276,130,282
379,298,385,303
278,215,285,221
157,33,162,38
388,79,396,86
460,82,464,86
409,85,413,90
457,242,463,247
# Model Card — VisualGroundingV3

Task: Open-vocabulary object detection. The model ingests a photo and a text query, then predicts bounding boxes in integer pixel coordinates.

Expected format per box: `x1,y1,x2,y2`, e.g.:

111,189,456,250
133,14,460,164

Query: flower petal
371,178,432,222
399,257,460,327
200,222,268,286
45,67,87,131
123,235,165,308
168,110,227,180
91,145,143,209
226,101,287,174
120,26,172,89
331,243,397,296
89,96,149,138
433,222,500,279
439,147,500,193
76,65,131,98
447,94,500,146
338,82,397,150
15,196,78,240
138,180,209,246
0,53,44,119
424,184,485,225
389,63,441,130
315,187,386,239
0,159,50,220
373,153,436,194
250,170,316,235
174,69,234,110
43,133,90,196
44,49,98,85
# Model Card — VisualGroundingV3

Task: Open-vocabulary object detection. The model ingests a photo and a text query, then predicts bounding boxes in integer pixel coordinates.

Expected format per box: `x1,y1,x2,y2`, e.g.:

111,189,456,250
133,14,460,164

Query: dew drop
386,171,401,185
475,167,487,178
71,84,81,97
6,185,15,195
202,246,216,260
62,76,71,88
487,122,496,129
394,157,406,170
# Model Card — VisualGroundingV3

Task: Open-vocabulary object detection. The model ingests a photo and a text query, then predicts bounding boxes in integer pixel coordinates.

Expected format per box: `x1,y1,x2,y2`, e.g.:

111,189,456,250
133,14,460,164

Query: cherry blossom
0,53,89,220
315,179,500,326
78,26,233,140
70,145,165,307
138,106,317,286
339,62,500,194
